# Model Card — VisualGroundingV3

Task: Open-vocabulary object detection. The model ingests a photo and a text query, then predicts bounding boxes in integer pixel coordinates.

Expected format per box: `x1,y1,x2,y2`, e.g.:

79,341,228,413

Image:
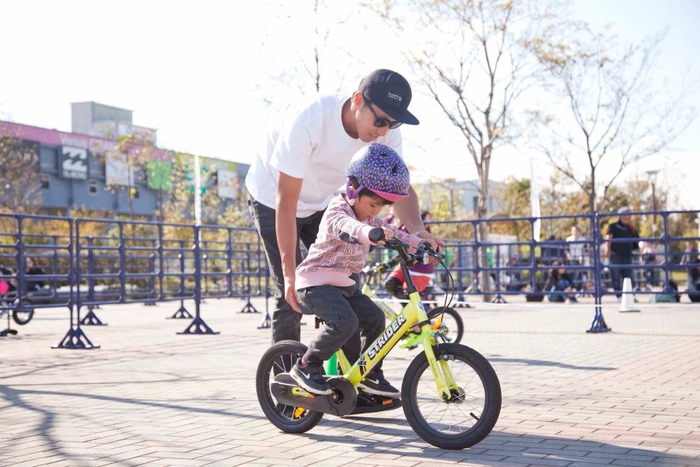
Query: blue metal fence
1,209,698,346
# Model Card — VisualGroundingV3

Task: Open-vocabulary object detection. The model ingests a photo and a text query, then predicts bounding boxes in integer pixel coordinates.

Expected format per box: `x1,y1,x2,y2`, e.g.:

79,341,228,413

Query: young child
290,143,424,396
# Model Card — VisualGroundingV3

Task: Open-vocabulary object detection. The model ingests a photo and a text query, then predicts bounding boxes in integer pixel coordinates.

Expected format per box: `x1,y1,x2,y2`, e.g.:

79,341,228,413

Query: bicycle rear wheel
256,340,324,433
427,306,463,344
402,343,501,449
13,307,34,325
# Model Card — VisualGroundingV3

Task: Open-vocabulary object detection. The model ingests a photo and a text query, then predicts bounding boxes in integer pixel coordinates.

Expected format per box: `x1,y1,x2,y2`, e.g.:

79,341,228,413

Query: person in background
606,207,640,298
680,240,699,295
565,226,587,291
639,241,658,288
545,260,577,303
505,256,526,292
541,235,564,266
25,257,46,292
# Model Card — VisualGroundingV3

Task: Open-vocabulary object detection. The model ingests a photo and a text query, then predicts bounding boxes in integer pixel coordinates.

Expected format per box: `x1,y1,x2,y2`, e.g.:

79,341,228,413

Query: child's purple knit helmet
346,143,410,202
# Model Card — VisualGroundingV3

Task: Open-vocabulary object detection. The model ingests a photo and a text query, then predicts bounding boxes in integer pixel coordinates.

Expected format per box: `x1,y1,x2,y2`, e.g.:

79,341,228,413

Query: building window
41,174,50,189
39,147,58,173
472,196,479,213
88,180,98,195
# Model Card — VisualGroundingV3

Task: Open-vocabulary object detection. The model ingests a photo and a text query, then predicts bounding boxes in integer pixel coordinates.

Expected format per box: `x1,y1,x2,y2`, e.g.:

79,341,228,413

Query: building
0,102,249,220
416,179,505,217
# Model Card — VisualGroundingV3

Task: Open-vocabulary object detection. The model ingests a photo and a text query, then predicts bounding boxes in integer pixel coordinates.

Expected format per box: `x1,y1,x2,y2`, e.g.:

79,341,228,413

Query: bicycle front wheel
402,343,501,449
256,340,324,433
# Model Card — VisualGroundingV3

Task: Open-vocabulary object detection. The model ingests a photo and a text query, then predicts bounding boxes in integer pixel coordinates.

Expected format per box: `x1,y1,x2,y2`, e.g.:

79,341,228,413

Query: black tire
402,343,501,449
12,307,34,325
427,307,463,345
256,340,324,433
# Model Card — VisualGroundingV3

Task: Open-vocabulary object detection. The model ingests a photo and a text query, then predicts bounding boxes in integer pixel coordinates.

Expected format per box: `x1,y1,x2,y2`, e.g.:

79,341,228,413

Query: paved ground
1,296,700,467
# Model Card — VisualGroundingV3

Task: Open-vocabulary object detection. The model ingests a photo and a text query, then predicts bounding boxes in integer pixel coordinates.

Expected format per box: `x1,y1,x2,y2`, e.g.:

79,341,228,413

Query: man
606,207,639,298
680,240,700,301
245,69,442,345
565,226,586,290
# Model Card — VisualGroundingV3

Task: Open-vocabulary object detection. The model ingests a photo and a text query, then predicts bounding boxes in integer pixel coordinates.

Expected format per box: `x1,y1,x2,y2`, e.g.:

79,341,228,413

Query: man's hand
276,172,304,314
379,227,395,244
284,276,302,314
414,230,446,264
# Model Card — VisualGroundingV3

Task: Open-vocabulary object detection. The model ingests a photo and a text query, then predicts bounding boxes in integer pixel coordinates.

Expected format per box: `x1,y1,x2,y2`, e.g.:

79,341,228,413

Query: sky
0,0,698,210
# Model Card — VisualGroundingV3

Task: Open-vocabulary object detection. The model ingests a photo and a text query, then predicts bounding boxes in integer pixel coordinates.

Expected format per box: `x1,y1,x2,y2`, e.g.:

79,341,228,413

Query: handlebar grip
368,227,385,243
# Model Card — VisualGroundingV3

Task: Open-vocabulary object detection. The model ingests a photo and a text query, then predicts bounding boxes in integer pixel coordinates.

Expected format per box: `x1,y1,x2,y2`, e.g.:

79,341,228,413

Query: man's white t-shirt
245,94,403,218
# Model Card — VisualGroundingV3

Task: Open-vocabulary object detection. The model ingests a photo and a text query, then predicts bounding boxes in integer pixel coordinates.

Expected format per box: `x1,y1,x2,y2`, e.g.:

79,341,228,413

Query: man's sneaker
290,359,333,395
358,370,400,398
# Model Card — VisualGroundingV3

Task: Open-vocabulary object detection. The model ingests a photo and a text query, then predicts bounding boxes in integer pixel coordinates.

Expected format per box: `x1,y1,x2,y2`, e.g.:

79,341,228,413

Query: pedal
349,392,402,415
271,373,357,417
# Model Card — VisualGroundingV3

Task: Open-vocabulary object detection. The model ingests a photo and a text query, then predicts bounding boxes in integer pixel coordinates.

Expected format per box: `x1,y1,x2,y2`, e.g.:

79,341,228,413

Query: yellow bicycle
256,231,501,449
359,255,463,349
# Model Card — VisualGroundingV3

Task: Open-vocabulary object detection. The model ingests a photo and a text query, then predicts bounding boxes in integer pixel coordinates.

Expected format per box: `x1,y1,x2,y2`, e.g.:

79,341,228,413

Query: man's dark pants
247,195,362,362
610,254,633,298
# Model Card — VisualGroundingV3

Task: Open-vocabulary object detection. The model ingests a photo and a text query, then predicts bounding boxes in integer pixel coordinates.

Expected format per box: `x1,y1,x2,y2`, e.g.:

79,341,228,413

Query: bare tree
529,26,697,213
260,0,355,101
368,0,564,296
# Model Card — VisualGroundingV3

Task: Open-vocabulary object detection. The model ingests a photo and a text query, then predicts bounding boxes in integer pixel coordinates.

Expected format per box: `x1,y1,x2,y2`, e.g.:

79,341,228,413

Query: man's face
571,227,580,237
355,95,398,143
620,214,631,224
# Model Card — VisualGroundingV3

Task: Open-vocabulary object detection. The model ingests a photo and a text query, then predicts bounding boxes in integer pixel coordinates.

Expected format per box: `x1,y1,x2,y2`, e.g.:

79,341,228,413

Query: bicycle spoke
413,352,487,436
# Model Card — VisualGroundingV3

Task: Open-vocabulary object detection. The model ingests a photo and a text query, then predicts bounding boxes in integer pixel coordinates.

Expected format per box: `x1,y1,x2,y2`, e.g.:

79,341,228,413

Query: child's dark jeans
298,283,385,372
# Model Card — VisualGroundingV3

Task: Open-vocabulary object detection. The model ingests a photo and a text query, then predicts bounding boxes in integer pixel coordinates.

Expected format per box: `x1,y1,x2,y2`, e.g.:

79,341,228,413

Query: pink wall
0,120,170,160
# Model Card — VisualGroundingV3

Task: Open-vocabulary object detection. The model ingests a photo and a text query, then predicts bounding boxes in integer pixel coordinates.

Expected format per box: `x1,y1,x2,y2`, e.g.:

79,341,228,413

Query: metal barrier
0,213,272,346
369,209,700,333
1,209,698,344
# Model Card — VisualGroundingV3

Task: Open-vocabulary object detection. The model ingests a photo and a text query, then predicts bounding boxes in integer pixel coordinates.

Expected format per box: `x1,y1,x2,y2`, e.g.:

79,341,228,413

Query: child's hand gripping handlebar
368,227,444,267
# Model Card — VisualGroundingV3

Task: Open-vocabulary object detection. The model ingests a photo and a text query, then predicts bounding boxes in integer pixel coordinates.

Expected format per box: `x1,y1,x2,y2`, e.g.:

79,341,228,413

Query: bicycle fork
418,326,455,401
409,293,456,402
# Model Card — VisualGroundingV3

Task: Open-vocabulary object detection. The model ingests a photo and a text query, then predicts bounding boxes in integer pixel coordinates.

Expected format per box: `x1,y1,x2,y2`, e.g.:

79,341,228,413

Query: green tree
98,132,157,220
0,134,40,214
414,178,471,241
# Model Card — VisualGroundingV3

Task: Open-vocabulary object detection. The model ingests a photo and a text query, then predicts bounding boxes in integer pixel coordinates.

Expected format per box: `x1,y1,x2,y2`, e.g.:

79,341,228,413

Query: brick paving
1,296,699,466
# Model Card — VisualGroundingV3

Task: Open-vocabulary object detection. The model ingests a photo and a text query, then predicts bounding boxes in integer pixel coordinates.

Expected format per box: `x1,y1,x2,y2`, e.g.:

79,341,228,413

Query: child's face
354,194,386,221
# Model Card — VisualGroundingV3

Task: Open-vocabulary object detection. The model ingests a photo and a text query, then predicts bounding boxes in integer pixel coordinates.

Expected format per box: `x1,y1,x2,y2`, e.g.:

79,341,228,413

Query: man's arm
392,185,446,251
606,234,613,260
276,172,304,313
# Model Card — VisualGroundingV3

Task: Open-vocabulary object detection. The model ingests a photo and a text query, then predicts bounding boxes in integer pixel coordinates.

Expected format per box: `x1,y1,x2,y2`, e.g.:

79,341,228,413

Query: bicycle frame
359,264,446,335
334,260,456,402
361,282,397,321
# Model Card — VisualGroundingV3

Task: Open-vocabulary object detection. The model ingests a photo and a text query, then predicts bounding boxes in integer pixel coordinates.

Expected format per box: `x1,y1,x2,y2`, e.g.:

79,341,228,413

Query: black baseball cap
358,69,420,125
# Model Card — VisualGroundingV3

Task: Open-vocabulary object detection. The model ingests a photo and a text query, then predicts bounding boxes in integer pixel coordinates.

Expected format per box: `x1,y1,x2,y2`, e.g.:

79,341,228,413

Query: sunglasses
363,95,403,129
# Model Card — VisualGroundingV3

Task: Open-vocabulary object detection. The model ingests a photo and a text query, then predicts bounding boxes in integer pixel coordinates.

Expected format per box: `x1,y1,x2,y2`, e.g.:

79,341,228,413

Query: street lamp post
646,169,659,237
446,178,455,218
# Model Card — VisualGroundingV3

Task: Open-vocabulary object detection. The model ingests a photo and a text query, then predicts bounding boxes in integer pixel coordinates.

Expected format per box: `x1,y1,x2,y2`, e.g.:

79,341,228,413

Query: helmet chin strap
345,178,364,200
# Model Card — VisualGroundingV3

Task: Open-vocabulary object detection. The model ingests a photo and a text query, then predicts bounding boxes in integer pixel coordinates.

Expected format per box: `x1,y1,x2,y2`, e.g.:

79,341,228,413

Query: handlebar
367,227,444,268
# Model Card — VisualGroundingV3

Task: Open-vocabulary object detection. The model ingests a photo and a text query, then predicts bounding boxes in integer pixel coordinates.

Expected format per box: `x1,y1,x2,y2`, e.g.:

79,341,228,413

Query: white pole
194,154,202,227
530,156,541,243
